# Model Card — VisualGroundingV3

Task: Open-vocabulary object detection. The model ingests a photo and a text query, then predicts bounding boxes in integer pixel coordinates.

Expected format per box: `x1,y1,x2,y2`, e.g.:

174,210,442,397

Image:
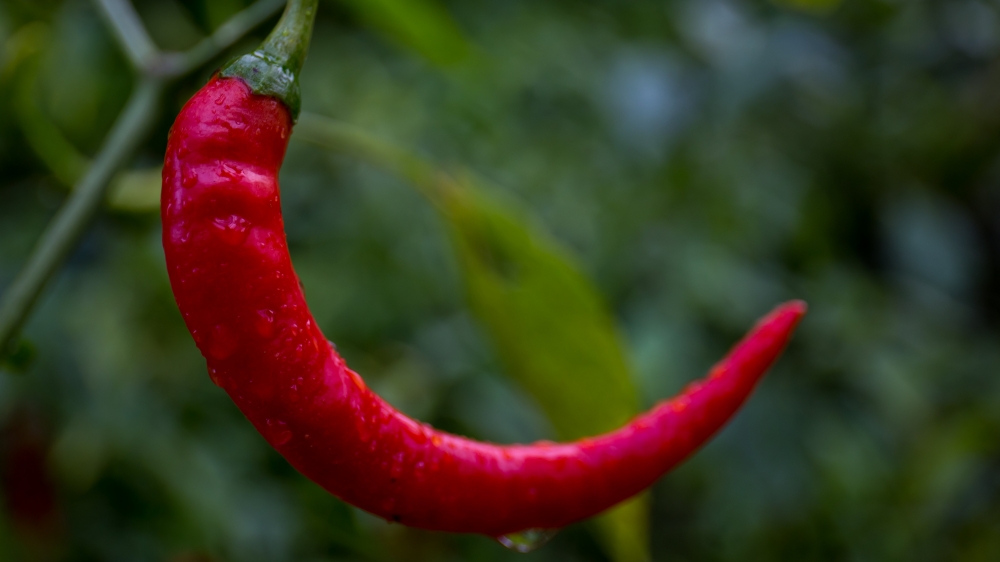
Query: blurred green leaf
15,57,89,186
0,338,36,373
337,0,470,65
438,174,638,439
5,23,160,213
5,23,87,187
205,0,248,31
595,496,650,562
107,167,163,212
49,417,107,491
440,173,648,562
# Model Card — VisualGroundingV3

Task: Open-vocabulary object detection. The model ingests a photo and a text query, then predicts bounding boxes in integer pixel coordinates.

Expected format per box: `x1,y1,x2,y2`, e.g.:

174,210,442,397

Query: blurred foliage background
2,0,1000,560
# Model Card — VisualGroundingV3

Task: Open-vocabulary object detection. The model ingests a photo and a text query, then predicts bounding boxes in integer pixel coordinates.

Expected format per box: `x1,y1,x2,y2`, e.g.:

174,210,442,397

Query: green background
2,0,1000,560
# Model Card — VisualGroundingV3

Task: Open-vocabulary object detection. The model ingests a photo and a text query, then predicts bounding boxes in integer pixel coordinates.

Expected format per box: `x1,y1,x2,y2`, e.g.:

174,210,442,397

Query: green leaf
438,175,650,562
595,496,651,562
337,0,470,65
8,22,160,213
0,338,36,374
107,167,163,212
439,176,638,438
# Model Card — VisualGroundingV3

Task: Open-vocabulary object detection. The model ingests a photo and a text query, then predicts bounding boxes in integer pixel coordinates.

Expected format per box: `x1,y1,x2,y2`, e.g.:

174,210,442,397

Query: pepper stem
219,0,319,120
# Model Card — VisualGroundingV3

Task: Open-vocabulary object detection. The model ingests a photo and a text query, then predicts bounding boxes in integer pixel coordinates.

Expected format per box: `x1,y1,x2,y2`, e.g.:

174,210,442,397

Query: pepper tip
784,299,808,317
773,300,808,333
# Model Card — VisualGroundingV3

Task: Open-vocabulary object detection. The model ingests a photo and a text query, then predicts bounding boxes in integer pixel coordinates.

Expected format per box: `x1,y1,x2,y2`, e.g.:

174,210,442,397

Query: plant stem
93,0,159,69
156,0,287,78
258,0,319,75
220,0,319,118
0,78,163,353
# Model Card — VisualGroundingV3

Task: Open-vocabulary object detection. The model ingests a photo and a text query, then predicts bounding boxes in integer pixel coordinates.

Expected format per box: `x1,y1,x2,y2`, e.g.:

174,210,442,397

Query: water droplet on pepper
208,367,225,387
496,528,558,553
181,170,198,188
212,214,251,246
264,418,292,446
254,309,276,337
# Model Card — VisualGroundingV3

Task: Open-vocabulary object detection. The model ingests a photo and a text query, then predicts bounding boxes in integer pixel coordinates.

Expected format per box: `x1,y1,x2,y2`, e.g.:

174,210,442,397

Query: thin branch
16,57,162,213
0,79,163,353
156,0,287,78
294,112,445,204
0,0,289,355
93,0,159,69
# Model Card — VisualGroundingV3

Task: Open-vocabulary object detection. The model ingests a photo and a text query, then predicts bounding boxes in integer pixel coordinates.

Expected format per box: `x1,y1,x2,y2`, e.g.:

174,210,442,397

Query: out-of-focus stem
0,0,287,355
93,0,159,69
156,0,286,78
0,79,163,353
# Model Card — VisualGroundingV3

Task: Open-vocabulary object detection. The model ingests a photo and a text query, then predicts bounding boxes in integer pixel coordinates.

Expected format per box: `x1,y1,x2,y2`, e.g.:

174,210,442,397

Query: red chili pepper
162,0,806,538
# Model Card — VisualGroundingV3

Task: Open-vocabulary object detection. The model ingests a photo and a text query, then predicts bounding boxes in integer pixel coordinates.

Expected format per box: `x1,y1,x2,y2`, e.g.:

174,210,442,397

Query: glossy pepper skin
162,75,805,536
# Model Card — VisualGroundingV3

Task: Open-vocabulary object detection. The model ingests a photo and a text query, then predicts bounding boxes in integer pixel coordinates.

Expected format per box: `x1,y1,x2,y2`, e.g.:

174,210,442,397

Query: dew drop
670,396,690,413
496,529,559,553
170,225,191,245
254,309,275,338
410,428,428,445
208,367,225,388
218,163,241,180
349,371,366,391
181,170,197,188
265,418,292,446
355,415,372,441
212,214,251,246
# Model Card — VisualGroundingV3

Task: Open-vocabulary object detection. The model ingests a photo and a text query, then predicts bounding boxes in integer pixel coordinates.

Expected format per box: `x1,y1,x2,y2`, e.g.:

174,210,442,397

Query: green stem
156,0,286,78
220,0,319,119
0,78,163,354
258,0,318,77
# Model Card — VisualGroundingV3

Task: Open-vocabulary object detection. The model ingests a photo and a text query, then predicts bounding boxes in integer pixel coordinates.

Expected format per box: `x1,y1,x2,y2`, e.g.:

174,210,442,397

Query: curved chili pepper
161,0,806,538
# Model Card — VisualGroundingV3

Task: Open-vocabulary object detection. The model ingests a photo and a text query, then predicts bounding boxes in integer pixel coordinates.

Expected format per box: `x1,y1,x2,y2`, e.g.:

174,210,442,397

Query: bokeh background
2,0,1000,560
